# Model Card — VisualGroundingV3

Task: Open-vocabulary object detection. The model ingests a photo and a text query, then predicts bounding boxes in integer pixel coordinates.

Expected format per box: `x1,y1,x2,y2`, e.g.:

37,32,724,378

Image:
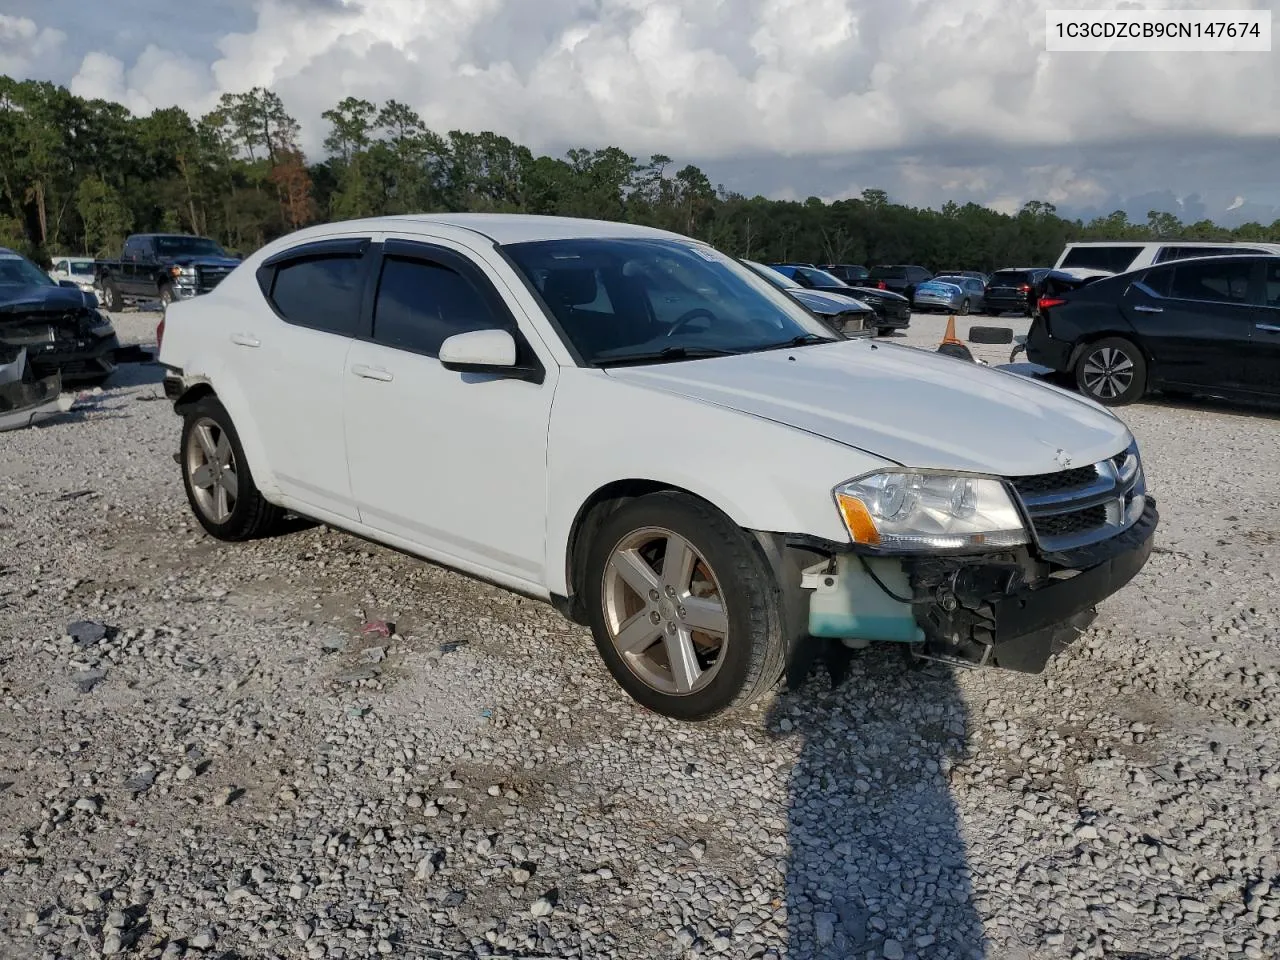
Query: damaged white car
159,214,1157,721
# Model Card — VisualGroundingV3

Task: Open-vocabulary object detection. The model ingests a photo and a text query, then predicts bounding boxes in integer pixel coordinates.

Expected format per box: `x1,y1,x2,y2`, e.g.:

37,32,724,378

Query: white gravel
1,306,1278,960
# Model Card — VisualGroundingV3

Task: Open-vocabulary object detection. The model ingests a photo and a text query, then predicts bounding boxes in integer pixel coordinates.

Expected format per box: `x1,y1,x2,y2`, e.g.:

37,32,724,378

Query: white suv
159,214,1158,720
1055,240,1280,279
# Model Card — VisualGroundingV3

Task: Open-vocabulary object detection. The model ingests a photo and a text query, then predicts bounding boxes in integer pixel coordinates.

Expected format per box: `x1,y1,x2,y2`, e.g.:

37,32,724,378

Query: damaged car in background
159,214,1158,721
1,247,120,386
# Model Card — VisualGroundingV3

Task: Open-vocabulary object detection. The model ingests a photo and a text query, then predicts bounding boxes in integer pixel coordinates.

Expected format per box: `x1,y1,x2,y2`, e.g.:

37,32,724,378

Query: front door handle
351,363,393,382
230,333,260,347
1258,323,1280,333
1133,305,1163,314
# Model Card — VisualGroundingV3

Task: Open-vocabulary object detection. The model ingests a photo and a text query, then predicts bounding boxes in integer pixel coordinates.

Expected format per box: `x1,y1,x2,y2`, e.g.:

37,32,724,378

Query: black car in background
766,263,911,335
0,247,120,384
1027,254,1280,405
819,263,870,285
742,260,874,337
867,264,933,302
984,267,1078,316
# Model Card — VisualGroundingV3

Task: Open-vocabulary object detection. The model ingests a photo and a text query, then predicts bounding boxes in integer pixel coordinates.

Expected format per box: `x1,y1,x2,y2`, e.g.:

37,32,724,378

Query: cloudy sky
2,0,1278,225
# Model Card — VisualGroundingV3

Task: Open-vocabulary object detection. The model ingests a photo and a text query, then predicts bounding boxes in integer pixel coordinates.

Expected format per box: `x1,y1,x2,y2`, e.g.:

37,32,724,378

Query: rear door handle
230,333,260,347
1132,305,1163,314
1258,323,1280,333
351,363,393,382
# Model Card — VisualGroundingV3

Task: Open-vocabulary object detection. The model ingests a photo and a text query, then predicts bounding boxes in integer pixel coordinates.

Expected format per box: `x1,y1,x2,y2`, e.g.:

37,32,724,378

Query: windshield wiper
593,346,740,368
759,333,837,350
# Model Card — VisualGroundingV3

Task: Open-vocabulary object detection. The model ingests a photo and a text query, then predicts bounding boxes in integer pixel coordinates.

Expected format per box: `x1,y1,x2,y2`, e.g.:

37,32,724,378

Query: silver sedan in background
914,275,987,315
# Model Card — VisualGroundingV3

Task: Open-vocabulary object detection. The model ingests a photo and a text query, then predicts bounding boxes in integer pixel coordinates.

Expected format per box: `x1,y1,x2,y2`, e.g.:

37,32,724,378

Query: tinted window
372,256,502,357
1155,245,1268,264
270,255,366,335
868,266,906,279
1265,261,1280,308
155,236,227,257
1060,246,1142,273
795,267,846,287
1168,259,1254,304
909,267,932,281
1137,267,1172,297
990,271,1031,286
0,251,55,286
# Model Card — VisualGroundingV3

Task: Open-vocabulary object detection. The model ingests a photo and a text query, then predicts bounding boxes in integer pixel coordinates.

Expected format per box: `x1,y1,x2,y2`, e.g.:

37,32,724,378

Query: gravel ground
1,307,1278,960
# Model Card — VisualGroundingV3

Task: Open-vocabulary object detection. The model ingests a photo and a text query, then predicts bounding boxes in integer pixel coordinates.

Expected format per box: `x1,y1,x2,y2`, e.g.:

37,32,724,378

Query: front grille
1007,445,1145,552
1010,466,1097,498
197,267,232,293
1035,505,1106,538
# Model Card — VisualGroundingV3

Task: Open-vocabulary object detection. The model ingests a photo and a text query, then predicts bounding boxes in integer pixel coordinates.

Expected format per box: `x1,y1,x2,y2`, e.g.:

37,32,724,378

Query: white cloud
0,14,66,79
13,0,1280,216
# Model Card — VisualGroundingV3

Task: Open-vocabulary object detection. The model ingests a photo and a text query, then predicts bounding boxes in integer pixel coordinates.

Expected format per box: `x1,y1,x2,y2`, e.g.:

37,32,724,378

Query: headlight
833,471,1029,553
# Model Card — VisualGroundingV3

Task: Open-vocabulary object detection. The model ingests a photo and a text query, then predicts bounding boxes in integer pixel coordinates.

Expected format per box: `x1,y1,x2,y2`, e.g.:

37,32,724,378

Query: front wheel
583,493,786,720
180,396,285,541
1074,337,1148,405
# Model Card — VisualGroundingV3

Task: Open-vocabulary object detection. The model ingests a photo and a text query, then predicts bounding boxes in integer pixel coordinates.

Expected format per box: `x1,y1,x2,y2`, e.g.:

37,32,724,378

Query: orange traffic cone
940,314,963,347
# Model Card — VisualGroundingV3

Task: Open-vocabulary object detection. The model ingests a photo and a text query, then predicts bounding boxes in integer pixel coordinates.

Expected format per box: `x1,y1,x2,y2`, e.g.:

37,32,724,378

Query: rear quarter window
1060,246,1143,274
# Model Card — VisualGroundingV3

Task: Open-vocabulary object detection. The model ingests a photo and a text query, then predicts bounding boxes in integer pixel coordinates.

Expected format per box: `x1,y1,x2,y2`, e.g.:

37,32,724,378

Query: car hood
604,340,1131,476
793,289,873,315
0,284,98,317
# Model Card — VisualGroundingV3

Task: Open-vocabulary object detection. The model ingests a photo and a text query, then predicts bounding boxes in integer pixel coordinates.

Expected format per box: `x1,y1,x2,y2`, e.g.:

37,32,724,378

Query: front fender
543,371,885,596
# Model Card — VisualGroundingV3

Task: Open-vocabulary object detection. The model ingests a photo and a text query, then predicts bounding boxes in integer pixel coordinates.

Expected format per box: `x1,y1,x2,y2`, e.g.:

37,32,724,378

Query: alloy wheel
186,417,239,523
1081,346,1135,400
600,527,729,695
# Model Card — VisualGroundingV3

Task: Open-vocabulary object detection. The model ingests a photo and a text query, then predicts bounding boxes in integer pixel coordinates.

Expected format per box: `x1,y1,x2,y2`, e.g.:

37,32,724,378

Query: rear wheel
99,278,122,312
180,396,285,540
159,282,175,308
959,298,971,316
1074,337,1147,406
583,492,785,720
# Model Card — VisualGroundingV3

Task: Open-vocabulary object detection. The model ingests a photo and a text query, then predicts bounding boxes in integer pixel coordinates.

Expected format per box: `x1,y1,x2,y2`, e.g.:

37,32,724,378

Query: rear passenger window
269,255,366,335
373,257,503,357
1264,261,1280,308
1138,267,1172,297
1168,260,1253,304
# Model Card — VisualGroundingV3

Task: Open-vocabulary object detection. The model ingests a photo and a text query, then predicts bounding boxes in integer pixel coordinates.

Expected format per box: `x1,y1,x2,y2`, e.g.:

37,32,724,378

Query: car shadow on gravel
768,649,985,959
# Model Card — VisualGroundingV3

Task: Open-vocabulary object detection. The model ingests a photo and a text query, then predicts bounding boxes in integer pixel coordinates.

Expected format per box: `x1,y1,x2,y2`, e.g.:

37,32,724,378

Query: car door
120,237,140,291
237,235,375,521
1251,258,1280,396
1126,258,1257,391
342,237,557,587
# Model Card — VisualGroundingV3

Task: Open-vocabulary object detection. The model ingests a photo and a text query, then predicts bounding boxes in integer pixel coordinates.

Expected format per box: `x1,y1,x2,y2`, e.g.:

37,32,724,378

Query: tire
99,278,122,312
582,492,786,721
876,327,892,337
959,299,971,316
159,282,175,308
180,396,285,541
1074,337,1148,406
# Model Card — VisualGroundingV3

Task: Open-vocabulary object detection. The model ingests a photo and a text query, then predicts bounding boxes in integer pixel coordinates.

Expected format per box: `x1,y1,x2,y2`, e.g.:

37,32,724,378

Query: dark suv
867,264,932,302
819,263,870,285
984,268,1061,316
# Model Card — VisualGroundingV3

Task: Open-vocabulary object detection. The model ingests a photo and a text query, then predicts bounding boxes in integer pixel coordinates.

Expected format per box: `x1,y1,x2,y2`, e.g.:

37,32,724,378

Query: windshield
869,266,906,279
795,267,846,287
743,260,799,290
154,236,228,257
503,238,837,366
0,252,55,287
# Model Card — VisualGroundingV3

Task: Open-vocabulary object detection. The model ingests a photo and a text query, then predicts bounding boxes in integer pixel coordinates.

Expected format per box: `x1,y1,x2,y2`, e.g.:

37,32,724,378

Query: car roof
1064,240,1280,249
338,214,689,245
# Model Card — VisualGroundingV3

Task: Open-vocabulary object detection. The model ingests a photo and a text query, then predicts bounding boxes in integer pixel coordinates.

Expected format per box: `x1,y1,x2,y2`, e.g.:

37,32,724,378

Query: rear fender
174,371,281,500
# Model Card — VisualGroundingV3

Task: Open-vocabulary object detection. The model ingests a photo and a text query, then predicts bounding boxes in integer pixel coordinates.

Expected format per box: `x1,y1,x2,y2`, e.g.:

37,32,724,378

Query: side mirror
438,329,543,384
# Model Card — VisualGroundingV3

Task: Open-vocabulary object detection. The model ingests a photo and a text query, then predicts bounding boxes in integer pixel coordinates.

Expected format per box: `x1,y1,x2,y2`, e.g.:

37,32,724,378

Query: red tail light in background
1018,284,1031,292
1038,297,1066,311
156,315,165,351
877,280,887,289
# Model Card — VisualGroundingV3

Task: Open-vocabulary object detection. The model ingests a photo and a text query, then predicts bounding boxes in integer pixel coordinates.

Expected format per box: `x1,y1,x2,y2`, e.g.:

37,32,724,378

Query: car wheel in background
180,395,285,541
583,492,786,721
1074,337,1148,406
159,282,175,307
100,279,123,312
959,299,971,316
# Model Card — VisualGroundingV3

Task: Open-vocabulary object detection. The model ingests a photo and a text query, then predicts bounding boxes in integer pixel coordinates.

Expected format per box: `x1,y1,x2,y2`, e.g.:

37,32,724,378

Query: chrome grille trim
1008,443,1145,553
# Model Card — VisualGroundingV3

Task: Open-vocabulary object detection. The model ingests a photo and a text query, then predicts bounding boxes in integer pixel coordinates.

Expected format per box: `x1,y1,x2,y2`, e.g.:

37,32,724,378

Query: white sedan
158,214,1157,720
